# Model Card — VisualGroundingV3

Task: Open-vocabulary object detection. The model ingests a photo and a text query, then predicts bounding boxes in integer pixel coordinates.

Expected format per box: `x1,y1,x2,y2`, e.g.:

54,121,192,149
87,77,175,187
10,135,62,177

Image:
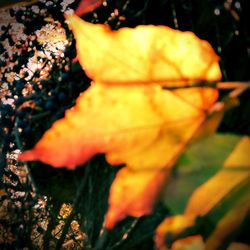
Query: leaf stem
216,81,250,90
95,228,110,250
217,81,250,98
107,218,140,250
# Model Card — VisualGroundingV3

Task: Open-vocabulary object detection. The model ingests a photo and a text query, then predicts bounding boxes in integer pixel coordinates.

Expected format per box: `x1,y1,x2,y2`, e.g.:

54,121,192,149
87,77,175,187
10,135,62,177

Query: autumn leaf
19,15,222,229
66,14,221,86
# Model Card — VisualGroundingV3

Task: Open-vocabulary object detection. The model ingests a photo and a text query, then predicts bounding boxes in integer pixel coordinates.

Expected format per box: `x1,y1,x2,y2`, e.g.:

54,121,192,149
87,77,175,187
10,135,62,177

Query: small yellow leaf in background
171,235,204,250
228,243,250,250
224,137,250,168
205,183,250,250
155,215,196,250
156,233,250,250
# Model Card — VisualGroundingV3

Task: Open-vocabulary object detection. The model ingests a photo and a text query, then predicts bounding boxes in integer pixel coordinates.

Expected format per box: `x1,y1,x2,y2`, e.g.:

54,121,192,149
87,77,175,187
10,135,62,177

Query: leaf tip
18,150,37,162
104,209,126,230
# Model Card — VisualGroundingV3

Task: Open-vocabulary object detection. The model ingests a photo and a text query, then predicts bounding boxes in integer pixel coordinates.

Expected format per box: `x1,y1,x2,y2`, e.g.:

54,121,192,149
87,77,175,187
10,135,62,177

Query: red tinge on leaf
75,0,103,16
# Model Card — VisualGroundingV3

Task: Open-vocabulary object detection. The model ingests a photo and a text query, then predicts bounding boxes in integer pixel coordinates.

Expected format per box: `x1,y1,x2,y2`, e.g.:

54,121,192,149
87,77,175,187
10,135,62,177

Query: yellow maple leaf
19,15,222,228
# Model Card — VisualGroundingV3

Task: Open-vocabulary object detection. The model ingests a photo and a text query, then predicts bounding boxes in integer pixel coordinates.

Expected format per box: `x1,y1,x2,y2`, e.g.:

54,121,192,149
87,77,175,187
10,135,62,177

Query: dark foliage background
0,0,249,249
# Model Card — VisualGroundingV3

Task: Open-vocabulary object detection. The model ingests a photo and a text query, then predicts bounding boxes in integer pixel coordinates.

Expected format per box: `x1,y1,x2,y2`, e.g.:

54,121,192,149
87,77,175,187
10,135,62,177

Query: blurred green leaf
185,136,250,216
160,135,250,249
163,133,242,213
